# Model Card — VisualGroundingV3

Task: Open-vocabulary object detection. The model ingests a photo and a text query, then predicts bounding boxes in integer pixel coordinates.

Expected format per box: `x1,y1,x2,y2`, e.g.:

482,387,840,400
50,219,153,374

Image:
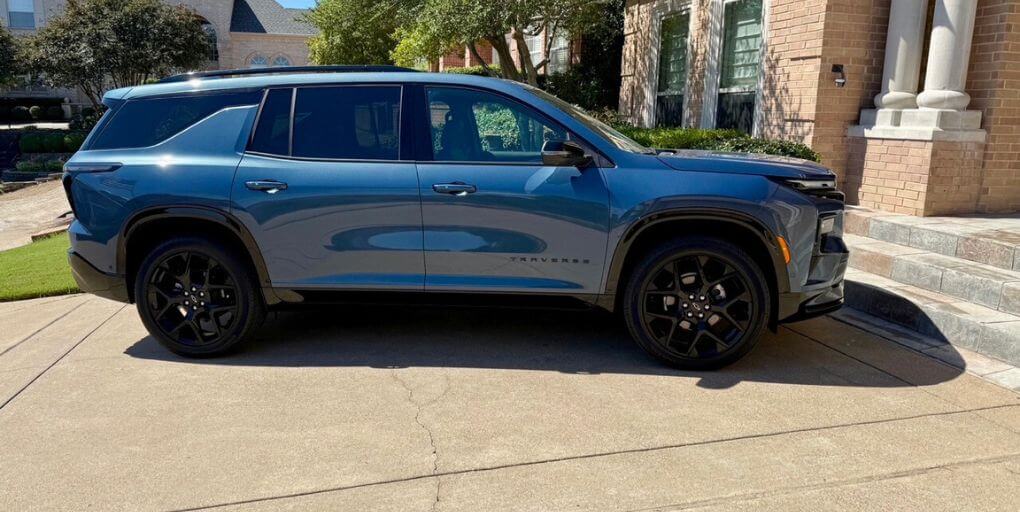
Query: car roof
106,72,527,101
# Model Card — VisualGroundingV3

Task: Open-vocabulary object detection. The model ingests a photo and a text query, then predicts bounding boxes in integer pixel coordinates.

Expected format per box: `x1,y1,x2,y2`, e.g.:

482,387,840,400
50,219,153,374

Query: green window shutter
720,0,764,90
657,12,690,94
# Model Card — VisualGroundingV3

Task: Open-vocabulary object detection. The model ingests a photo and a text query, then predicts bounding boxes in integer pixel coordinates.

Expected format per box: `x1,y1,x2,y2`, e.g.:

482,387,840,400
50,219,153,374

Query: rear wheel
623,237,770,370
134,237,264,357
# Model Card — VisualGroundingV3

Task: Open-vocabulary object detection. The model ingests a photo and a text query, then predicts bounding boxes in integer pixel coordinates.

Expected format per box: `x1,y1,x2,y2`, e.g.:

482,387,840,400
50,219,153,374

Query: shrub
63,133,86,152
609,124,821,162
43,133,66,152
19,133,44,153
69,108,103,131
613,126,746,150
713,137,821,162
11,106,31,122
546,68,614,112
29,106,43,120
45,105,65,121
47,160,66,173
443,65,502,77
15,161,45,173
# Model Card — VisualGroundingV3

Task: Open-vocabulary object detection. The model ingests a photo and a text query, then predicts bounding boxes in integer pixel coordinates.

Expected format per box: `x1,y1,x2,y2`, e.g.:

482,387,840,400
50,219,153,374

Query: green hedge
17,130,88,154
443,65,501,77
611,125,820,162
15,160,64,173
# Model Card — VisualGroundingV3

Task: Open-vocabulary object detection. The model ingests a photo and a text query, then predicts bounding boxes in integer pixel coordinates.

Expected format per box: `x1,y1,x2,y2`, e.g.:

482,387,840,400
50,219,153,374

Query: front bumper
69,251,130,303
777,234,849,323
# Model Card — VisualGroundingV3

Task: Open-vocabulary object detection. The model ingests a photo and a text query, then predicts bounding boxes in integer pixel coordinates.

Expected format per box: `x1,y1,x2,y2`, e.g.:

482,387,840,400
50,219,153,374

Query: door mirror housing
542,140,593,168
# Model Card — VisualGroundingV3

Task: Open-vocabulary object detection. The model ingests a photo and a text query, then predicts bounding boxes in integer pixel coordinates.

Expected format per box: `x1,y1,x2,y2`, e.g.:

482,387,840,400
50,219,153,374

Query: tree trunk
512,28,540,87
467,42,496,77
487,35,523,82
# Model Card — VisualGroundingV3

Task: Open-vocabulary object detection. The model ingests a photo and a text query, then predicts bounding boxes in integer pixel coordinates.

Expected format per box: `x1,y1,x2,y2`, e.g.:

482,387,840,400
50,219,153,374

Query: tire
623,236,770,370
134,236,265,357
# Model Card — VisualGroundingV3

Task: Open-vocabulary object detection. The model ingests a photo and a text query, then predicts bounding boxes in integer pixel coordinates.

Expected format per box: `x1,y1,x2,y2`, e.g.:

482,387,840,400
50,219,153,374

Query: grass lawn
0,233,79,302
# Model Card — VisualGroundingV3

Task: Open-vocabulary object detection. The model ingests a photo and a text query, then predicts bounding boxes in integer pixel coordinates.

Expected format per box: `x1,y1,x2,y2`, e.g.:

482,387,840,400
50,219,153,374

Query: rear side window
90,91,262,150
250,88,292,155
291,86,401,160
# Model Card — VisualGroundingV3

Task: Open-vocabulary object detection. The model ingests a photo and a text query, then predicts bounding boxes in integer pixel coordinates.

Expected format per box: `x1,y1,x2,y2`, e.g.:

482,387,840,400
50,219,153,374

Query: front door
232,85,424,290
416,86,611,294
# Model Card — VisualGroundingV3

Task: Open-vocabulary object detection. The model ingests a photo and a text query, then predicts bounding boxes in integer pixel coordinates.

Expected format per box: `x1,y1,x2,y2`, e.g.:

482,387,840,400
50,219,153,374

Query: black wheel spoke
639,250,757,362
144,248,240,348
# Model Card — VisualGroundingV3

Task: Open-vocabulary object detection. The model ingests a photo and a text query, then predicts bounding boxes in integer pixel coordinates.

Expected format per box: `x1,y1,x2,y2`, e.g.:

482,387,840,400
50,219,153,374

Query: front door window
717,0,763,133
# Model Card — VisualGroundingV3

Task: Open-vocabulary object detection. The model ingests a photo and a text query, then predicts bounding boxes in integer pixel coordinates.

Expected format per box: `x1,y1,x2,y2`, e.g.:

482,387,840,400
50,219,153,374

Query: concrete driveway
1,295,1017,511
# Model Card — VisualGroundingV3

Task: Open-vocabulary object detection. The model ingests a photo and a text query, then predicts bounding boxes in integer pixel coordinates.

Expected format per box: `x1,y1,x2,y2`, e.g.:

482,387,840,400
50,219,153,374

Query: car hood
656,150,834,179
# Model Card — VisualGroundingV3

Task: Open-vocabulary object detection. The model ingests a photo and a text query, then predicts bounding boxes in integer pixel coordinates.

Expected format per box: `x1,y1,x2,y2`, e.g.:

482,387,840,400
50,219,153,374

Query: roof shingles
230,0,317,36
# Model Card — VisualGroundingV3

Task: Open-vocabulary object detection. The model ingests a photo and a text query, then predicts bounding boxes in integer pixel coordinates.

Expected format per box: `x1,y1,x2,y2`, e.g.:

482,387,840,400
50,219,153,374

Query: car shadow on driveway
123,304,965,389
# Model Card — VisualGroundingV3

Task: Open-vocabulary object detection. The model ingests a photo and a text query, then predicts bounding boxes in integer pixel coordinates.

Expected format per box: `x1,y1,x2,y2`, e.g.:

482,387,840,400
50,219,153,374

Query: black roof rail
158,65,419,84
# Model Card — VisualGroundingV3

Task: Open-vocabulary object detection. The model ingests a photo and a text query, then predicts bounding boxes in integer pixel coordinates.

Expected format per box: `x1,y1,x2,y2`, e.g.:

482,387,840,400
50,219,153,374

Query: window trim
419,84,610,168
245,83,406,163
644,0,695,128
701,0,768,135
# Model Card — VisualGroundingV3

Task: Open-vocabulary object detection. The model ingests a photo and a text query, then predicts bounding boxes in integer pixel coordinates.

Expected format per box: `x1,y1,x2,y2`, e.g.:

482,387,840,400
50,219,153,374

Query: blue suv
64,67,847,369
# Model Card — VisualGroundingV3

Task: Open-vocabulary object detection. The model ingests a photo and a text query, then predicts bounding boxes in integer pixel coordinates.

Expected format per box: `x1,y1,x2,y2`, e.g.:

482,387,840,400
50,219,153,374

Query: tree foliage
24,0,211,107
307,0,619,86
305,0,401,65
0,26,21,85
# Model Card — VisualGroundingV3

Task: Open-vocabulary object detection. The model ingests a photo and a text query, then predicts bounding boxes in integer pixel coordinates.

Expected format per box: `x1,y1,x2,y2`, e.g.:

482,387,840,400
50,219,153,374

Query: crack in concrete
169,403,1019,512
391,371,450,512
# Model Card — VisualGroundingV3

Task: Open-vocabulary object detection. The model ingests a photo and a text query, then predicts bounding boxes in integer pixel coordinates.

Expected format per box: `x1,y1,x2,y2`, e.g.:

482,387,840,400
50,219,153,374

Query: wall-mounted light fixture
832,64,847,88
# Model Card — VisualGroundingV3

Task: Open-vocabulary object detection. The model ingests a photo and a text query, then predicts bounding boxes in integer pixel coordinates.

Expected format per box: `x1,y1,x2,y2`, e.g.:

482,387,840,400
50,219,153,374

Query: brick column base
844,137,985,216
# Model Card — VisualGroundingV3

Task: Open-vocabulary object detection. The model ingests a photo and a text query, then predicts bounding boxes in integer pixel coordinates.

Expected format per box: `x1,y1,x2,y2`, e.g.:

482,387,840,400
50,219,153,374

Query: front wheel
134,237,264,357
623,237,770,370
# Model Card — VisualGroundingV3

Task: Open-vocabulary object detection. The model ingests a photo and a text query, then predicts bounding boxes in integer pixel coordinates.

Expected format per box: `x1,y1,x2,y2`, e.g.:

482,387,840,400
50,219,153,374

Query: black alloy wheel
135,237,264,357
624,237,769,370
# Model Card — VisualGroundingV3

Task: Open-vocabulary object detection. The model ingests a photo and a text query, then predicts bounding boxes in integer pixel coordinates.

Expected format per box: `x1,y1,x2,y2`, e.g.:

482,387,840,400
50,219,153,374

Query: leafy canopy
0,26,21,85
307,0,615,85
24,0,211,107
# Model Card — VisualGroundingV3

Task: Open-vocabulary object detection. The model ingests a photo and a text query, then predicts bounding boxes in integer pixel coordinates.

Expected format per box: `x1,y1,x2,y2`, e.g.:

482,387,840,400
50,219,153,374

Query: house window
272,55,291,67
656,11,690,127
547,31,570,75
248,54,269,68
200,22,218,62
523,30,543,71
717,0,763,133
8,0,35,29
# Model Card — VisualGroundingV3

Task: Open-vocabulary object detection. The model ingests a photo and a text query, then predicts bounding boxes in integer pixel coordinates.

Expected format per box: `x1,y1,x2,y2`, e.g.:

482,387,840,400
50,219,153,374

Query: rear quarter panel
66,105,258,274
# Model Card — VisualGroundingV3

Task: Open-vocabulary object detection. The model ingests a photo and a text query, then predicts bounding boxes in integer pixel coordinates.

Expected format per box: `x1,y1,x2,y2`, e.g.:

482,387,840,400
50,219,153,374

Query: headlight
783,178,836,191
819,216,836,235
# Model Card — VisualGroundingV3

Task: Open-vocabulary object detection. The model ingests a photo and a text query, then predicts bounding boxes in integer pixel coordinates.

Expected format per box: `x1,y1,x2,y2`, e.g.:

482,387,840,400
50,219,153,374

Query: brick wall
758,0,827,146
845,137,986,216
813,0,888,187
968,0,1020,213
223,33,312,70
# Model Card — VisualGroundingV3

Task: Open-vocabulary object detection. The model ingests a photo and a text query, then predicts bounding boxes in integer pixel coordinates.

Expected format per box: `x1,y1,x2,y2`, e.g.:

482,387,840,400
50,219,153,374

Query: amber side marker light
777,236,792,265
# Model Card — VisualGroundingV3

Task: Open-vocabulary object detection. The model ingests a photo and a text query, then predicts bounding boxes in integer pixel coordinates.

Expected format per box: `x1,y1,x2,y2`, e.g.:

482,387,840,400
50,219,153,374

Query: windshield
525,86,655,155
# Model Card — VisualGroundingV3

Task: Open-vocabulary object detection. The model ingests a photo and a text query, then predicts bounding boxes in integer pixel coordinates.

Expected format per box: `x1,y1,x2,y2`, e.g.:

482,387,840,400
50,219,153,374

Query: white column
874,0,929,109
917,0,979,110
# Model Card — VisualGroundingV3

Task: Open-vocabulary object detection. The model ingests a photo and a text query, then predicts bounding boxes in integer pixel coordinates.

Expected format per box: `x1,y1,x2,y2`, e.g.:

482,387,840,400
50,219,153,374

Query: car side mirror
542,140,593,168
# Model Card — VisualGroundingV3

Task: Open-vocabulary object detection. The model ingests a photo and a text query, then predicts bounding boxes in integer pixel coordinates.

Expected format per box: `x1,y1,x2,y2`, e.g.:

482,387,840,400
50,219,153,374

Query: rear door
231,85,425,290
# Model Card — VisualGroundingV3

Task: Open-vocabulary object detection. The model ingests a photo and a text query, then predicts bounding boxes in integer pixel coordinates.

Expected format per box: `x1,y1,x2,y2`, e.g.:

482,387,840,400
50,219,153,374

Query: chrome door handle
432,182,477,196
245,180,288,194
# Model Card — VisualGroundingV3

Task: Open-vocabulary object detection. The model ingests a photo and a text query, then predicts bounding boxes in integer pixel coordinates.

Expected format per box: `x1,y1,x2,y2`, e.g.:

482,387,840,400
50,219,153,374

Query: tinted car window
91,91,262,150
250,88,292,155
292,86,401,160
427,87,567,163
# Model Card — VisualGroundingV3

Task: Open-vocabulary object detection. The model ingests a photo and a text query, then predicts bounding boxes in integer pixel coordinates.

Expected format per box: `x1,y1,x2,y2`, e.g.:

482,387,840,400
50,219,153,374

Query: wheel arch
119,206,279,304
604,208,789,327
